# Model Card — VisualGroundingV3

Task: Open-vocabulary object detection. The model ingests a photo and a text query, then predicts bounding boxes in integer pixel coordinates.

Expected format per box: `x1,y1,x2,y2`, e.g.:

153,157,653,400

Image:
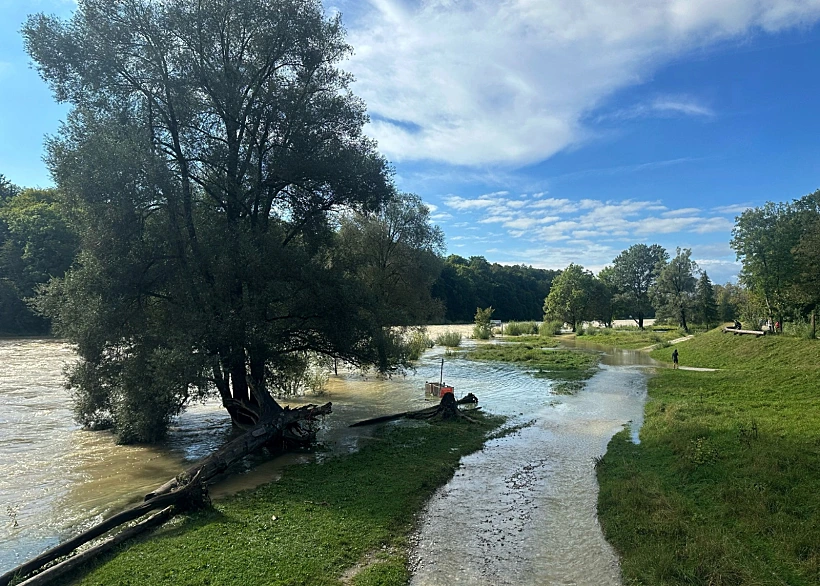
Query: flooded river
0,331,656,583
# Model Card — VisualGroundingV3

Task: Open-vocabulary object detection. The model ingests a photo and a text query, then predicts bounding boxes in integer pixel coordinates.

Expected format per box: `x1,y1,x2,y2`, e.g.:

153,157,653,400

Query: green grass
466,341,599,385
597,327,820,585
67,414,504,586
572,327,683,350
433,331,462,347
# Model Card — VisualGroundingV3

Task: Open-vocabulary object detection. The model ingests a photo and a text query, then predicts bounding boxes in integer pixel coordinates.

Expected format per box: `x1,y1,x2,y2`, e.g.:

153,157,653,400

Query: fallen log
350,393,479,428
15,507,175,586
2,401,332,586
0,472,205,586
147,401,331,499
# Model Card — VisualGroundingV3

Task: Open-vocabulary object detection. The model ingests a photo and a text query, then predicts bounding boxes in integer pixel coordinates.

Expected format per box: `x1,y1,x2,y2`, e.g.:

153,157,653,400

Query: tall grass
598,328,820,585
504,321,540,336
540,320,564,336
434,331,462,347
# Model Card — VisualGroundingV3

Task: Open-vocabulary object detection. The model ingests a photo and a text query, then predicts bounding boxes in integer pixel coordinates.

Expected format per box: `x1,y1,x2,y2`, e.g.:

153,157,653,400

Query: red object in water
425,382,454,397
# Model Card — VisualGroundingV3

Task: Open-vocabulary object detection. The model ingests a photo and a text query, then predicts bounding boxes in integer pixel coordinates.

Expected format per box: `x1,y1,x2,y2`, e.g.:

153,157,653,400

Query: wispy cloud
345,0,820,167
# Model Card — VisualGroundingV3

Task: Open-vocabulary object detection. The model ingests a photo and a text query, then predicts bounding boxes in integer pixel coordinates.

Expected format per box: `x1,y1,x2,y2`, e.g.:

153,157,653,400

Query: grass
66,413,504,586
433,331,462,347
465,340,599,387
597,327,820,585
571,326,684,350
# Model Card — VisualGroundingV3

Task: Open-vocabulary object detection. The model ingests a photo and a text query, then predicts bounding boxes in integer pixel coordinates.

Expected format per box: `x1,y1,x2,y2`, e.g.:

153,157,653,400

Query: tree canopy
543,263,596,332
24,0,438,442
610,243,667,329
651,248,698,333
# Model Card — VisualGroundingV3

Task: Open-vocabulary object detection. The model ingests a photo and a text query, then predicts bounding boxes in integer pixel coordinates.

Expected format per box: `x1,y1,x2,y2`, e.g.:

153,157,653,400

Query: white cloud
712,203,753,214
346,0,820,167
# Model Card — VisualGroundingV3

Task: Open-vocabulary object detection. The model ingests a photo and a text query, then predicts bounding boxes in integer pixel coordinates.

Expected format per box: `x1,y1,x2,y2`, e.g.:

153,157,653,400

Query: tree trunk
349,393,478,427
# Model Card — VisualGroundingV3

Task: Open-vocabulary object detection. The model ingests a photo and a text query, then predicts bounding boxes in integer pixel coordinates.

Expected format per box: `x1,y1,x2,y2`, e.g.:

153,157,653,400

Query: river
0,331,655,583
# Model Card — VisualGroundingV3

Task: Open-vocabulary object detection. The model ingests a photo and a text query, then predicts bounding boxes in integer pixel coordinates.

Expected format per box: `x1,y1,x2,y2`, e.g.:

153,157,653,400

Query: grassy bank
67,413,504,586
574,326,682,349
597,328,820,585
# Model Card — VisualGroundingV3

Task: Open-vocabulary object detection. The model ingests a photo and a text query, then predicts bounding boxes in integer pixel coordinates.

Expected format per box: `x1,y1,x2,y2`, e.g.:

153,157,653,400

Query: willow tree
24,0,408,442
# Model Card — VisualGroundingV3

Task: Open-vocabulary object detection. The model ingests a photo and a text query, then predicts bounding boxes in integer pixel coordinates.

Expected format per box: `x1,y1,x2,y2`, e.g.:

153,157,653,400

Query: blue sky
2,1,820,284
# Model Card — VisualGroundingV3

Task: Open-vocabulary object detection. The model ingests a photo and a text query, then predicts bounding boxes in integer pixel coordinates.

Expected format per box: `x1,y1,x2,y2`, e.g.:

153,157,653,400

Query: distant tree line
0,175,78,335
431,255,558,322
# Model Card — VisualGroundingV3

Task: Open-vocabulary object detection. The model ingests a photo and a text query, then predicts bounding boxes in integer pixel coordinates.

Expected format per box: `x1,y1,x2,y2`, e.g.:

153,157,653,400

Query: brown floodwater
1,330,656,583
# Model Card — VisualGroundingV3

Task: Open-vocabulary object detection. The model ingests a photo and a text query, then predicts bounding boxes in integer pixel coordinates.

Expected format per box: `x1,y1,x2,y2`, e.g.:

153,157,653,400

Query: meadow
597,328,820,585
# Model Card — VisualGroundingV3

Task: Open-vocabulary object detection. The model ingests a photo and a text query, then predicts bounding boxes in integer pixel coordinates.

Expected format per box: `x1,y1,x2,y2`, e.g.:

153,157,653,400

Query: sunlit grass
67,414,504,586
598,328,820,585
465,341,599,385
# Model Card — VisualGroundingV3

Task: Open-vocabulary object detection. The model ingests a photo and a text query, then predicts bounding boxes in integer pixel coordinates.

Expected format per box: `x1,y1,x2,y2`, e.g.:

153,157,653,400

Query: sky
2,1,820,284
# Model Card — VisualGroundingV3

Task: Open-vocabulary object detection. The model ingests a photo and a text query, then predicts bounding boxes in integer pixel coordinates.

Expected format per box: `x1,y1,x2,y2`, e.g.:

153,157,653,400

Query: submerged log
146,401,331,499
0,472,205,586
349,393,479,428
15,507,175,586
1,401,332,586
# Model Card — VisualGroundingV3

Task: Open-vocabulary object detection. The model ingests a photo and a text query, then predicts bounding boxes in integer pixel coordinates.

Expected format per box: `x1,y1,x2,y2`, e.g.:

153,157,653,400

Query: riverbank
597,328,820,585
61,412,504,585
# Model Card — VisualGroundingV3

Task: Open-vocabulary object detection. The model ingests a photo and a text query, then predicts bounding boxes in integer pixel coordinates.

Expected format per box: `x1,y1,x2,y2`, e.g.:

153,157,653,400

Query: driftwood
1,401,332,586
0,472,205,586
15,507,175,586
350,393,479,428
147,402,332,499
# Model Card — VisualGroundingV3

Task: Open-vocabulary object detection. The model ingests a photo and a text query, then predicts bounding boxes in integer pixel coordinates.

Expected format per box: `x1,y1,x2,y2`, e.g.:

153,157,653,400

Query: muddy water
1,331,655,583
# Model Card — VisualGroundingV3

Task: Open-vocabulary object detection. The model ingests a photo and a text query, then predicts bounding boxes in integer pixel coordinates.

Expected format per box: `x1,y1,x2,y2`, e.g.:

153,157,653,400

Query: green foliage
540,319,564,336
473,306,494,339
0,186,78,334
731,191,820,328
610,243,667,329
405,329,433,360
599,331,820,585
434,331,462,347
431,255,558,322
542,263,596,332
651,247,698,333
504,320,539,336
466,342,598,380
23,0,441,441
694,272,719,328
69,413,504,586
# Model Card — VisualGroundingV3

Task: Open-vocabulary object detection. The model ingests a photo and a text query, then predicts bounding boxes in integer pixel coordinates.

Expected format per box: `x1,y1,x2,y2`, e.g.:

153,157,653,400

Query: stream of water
0,331,655,583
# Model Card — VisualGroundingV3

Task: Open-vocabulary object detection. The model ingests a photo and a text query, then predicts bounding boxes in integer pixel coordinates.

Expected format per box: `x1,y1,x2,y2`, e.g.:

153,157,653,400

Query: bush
407,330,433,360
435,331,462,347
540,320,564,336
504,321,539,336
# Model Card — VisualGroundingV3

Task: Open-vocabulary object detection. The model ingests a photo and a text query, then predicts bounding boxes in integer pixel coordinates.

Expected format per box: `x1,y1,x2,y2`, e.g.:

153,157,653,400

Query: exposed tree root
349,393,479,428
1,402,332,586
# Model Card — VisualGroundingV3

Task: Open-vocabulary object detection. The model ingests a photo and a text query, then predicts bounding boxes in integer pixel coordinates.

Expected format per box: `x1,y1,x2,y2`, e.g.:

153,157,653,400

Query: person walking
672,348,679,369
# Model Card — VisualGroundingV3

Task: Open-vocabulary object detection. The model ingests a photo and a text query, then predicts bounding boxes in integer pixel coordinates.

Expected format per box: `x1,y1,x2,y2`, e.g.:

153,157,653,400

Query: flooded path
1,333,655,583
409,343,654,586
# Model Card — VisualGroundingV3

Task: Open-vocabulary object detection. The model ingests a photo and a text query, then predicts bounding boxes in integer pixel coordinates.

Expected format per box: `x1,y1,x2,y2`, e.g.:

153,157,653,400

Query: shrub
435,331,462,347
540,320,564,336
406,330,433,360
505,321,539,336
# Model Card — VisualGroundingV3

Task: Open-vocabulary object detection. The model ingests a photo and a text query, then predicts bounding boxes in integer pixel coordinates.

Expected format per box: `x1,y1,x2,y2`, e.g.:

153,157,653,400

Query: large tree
24,0,416,443
337,193,444,370
543,263,596,332
651,248,698,333
610,243,667,329
693,272,718,329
